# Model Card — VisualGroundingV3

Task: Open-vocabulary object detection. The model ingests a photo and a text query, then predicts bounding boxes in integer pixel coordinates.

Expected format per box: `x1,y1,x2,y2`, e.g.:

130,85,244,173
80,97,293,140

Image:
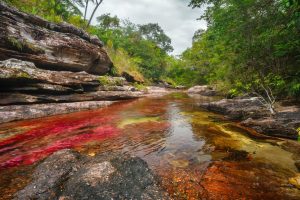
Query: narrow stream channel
0,93,299,199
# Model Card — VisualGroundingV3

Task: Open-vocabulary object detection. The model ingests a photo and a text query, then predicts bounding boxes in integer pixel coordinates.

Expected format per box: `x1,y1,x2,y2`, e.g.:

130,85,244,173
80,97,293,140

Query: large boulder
187,85,216,96
15,149,169,200
0,2,112,75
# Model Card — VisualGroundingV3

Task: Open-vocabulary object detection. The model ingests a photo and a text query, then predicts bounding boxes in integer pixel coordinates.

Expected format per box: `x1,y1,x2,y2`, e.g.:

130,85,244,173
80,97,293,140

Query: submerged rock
0,2,112,75
187,85,216,96
15,149,169,200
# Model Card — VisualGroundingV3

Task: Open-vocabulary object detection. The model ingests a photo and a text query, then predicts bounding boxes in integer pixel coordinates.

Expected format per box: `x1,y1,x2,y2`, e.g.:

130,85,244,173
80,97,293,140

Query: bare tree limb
87,0,103,28
84,0,89,21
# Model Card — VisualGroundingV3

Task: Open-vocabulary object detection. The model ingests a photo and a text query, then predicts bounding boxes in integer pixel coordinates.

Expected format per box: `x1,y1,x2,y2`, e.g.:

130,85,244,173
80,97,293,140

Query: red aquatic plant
0,126,118,169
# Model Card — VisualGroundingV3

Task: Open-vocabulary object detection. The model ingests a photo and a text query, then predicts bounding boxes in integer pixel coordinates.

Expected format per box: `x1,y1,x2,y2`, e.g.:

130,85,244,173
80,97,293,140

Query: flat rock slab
15,149,169,200
0,101,115,124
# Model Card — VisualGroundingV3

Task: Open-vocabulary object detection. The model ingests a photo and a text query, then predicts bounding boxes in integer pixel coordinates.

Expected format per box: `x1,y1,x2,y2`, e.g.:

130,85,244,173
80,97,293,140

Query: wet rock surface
0,2,112,75
200,97,300,139
15,149,169,200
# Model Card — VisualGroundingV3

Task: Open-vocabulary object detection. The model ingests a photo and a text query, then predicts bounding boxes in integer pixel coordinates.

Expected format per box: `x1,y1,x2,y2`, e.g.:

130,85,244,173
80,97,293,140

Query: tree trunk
84,0,89,20
87,0,103,27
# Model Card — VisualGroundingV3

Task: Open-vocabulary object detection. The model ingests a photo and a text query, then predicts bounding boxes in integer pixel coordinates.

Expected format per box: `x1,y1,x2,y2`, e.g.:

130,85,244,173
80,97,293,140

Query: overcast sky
84,0,207,55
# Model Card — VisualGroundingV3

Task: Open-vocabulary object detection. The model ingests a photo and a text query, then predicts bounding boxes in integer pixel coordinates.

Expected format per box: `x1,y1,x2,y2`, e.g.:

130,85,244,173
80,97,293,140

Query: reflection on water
0,93,299,199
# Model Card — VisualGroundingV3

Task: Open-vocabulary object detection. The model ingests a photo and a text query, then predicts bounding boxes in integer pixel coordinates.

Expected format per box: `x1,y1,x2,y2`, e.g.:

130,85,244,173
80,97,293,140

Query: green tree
138,23,174,53
186,0,300,98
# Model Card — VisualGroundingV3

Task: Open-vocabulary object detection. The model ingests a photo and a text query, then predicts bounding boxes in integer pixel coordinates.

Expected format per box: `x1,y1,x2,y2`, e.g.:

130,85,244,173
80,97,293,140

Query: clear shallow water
0,93,299,199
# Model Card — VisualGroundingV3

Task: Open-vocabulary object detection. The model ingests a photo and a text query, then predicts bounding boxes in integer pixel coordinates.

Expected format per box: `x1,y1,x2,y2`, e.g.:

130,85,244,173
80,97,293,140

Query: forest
4,0,300,99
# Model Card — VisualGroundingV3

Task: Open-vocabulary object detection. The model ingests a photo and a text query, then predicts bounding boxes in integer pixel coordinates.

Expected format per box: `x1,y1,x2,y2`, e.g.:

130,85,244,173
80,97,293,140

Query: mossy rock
98,76,125,86
6,37,45,54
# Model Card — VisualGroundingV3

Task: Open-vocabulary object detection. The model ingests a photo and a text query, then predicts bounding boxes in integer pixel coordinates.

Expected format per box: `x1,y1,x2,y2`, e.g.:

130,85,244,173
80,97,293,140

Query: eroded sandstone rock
0,2,112,75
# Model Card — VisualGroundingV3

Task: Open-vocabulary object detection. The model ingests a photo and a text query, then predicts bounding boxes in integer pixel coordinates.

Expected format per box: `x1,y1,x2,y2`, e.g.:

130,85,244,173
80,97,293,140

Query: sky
84,0,207,55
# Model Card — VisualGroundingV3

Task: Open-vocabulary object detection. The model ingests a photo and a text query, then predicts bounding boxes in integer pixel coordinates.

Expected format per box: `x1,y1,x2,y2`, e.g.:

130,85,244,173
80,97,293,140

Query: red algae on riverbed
0,103,125,170
0,126,118,169
0,94,300,200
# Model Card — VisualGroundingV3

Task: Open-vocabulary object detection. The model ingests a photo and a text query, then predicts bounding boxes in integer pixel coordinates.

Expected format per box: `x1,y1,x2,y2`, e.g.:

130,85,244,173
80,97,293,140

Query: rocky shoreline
0,59,146,124
200,96,300,140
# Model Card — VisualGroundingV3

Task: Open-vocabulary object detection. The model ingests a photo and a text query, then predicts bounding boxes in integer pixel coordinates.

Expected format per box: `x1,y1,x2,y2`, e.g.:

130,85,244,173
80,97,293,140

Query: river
0,93,299,199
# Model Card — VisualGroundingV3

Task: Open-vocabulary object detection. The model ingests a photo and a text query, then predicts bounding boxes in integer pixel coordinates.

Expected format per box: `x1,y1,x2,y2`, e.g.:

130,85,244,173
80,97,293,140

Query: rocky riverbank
15,149,169,200
200,97,300,139
0,2,148,124
0,59,145,124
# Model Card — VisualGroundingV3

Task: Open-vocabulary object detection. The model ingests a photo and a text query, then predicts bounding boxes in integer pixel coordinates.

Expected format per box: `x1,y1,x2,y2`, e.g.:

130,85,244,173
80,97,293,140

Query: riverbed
0,93,299,199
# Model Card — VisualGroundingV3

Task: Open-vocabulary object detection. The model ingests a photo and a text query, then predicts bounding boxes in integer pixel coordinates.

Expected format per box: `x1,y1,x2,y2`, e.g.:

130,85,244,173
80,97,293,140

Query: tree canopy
3,0,300,98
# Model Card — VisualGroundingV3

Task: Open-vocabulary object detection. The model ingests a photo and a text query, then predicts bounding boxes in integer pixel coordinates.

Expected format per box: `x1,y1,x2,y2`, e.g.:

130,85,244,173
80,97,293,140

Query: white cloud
85,0,206,55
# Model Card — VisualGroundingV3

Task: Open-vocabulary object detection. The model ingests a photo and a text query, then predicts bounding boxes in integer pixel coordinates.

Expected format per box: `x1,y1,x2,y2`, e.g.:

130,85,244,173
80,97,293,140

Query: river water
0,93,299,199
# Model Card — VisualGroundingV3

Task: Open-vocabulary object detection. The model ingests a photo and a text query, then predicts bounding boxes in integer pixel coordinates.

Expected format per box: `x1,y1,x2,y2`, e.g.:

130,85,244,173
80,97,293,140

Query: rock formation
15,149,169,200
0,3,148,124
0,1,112,75
200,97,300,139
0,59,143,123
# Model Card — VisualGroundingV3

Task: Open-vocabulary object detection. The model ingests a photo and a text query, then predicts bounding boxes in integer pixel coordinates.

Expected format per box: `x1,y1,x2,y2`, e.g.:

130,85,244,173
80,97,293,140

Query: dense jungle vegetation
4,0,300,99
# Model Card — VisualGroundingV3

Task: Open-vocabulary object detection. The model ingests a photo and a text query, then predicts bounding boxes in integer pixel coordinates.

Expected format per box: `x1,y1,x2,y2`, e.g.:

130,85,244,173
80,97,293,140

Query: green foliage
98,76,124,86
98,76,111,85
91,16,173,82
133,83,148,91
288,80,300,97
7,37,23,51
105,40,144,83
7,37,45,54
4,0,84,23
185,0,300,98
138,23,173,53
96,13,120,30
